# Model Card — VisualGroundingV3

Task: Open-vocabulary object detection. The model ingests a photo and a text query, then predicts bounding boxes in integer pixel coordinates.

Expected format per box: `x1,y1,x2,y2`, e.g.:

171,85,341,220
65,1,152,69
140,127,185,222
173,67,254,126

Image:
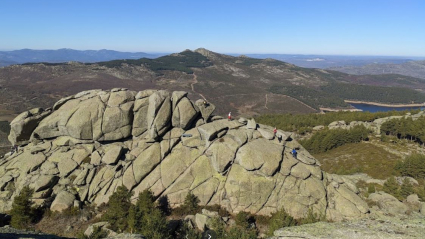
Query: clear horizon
1,0,425,57
1,47,425,58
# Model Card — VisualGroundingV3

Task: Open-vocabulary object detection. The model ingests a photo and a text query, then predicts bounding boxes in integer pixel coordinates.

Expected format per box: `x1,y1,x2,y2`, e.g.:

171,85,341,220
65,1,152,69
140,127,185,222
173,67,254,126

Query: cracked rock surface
1,89,368,221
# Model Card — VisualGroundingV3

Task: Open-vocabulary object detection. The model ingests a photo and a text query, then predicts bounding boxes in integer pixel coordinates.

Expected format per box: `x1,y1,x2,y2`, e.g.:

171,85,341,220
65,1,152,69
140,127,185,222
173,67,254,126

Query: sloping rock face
0,89,368,221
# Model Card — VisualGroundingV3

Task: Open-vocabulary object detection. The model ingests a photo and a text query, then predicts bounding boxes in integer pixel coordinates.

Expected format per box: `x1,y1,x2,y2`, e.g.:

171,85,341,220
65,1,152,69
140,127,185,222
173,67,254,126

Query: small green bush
77,226,108,239
177,222,202,239
254,214,271,225
298,208,323,225
235,211,251,229
367,184,376,194
400,178,414,198
415,183,425,201
10,186,34,229
226,226,257,239
202,204,230,217
267,208,296,236
383,176,402,200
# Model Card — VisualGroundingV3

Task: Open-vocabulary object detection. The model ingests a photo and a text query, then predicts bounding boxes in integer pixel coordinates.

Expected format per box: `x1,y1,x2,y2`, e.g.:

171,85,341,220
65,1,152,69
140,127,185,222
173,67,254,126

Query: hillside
1,49,425,121
0,121,10,156
330,60,425,80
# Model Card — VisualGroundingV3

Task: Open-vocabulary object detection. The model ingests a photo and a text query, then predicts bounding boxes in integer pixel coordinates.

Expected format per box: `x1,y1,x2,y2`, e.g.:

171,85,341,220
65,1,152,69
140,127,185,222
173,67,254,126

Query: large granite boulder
8,108,51,145
0,89,370,222
50,191,76,212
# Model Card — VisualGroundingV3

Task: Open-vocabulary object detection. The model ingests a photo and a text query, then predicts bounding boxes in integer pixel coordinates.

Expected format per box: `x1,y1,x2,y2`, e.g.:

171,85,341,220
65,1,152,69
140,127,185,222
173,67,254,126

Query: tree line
300,125,370,154
256,110,417,134
381,116,425,145
93,50,212,74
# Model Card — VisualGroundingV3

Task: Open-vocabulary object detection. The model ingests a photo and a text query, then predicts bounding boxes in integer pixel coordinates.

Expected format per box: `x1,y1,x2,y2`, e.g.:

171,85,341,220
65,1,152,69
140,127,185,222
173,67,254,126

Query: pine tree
140,207,170,239
183,192,200,214
210,217,226,238
101,186,133,232
10,185,34,229
127,205,137,234
130,189,170,238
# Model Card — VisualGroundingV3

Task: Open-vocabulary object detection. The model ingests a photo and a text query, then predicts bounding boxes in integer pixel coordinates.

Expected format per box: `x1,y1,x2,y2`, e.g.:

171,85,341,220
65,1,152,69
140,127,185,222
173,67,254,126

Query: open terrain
1,49,425,123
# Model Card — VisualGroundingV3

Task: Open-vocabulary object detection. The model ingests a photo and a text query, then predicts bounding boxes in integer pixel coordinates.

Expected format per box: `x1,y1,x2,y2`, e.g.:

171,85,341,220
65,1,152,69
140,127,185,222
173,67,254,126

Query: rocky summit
0,88,368,221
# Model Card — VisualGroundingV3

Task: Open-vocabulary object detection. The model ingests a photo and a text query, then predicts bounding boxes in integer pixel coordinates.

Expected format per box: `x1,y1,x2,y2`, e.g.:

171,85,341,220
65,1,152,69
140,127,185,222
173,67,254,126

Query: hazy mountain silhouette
0,48,163,66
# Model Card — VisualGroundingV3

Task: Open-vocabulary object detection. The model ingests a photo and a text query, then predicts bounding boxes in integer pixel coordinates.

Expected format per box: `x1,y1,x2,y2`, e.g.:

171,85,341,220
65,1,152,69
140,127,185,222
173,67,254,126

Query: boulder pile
0,89,369,221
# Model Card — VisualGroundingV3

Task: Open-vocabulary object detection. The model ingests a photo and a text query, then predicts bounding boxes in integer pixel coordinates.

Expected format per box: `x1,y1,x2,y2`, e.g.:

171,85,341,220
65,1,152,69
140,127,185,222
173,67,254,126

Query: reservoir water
350,103,424,113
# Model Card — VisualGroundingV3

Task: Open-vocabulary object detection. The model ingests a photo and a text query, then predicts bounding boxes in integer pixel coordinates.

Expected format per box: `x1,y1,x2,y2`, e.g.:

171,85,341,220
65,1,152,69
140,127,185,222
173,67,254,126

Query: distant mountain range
239,54,425,69
0,48,163,67
329,60,425,80
2,48,425,69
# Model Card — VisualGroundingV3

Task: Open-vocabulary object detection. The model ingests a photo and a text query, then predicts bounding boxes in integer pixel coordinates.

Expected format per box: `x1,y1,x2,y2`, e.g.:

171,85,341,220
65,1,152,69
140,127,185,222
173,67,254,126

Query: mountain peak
194,48,215,57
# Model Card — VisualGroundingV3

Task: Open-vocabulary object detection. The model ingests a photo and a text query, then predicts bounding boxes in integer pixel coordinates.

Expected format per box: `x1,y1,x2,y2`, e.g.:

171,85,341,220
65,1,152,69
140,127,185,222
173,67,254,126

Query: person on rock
277,134,283,143
273,127,277,136
292,148,297,159
228,112,232,121
203,100,209,107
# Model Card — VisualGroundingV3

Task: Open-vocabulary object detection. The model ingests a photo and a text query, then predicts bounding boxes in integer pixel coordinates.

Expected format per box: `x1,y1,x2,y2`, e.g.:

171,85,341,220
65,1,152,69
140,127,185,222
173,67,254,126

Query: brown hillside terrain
1,49,425,122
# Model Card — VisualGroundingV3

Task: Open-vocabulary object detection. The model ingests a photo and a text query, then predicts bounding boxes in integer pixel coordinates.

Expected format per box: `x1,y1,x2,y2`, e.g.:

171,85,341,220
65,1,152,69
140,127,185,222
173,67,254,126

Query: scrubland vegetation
256,110,417,134
8,185,324,238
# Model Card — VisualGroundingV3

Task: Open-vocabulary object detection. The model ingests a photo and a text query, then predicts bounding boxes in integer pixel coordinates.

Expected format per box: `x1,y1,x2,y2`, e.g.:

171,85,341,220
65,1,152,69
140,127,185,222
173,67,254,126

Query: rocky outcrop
0,89,368,221
326,111,425,134
271,215,425,239
8,108,51,145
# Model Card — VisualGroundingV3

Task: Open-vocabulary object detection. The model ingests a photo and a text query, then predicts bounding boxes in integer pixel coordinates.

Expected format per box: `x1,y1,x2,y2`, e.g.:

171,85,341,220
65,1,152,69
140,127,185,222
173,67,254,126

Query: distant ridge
0,48,164,66
1,48,425,119
329,60,425,80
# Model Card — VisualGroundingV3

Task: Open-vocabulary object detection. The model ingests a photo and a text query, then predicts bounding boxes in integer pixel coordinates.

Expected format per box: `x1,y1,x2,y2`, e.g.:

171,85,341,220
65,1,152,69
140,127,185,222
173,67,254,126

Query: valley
1,49,425,123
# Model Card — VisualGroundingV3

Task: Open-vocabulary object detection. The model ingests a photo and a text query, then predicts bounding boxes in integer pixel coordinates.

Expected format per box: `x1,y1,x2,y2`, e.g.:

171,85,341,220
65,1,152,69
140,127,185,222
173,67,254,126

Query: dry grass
35,206,101,238
314,142,402,179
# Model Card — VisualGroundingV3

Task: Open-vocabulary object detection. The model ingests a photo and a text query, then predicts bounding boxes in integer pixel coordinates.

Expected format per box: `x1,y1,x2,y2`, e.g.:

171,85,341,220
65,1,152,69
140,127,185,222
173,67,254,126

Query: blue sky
1,0,424,56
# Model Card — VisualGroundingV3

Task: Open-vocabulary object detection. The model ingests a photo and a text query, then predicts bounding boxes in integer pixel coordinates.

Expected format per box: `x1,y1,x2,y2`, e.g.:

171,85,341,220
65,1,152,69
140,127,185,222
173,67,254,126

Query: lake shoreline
344,100,425,108
320,107,362,112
